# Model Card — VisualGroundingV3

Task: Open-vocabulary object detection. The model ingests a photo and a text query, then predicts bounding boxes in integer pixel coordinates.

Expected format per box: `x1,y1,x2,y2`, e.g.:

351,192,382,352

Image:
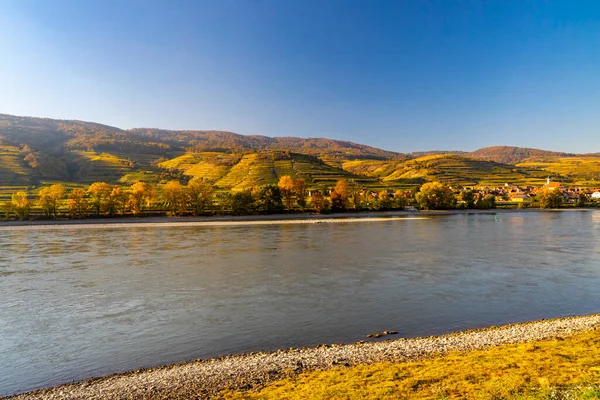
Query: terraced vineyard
343,154,549,188
517,156,600,187
0,145,32,187
72,151,134,183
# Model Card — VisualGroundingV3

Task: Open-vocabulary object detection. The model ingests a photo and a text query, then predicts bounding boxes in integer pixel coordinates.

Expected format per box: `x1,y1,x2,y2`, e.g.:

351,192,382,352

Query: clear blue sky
1,0,599,153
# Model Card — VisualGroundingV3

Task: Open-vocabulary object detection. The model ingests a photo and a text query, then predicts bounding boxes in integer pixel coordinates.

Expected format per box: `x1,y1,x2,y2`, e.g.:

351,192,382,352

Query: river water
2,211,600,395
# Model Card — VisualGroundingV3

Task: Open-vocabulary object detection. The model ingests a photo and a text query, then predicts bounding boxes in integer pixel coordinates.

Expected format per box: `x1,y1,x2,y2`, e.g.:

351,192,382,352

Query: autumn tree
415,182,456,210
330,189,345,211
293,178,307,208
536,188,563,209
278,175,295,210
333,179,349,203
394,190,408,209
87,182,112,216
375,190,393,210
11,191,32,220
256,185,283,214
186,179,214,216
162,180,187,216
129,182,156,215
310,191,330,214
0,200,10,220
105,187,129,216
68,188,89,219
37,184,65,218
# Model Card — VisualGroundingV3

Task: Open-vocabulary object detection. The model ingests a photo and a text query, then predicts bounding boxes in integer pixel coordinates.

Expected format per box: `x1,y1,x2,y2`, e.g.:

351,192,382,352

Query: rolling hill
1,113,599,198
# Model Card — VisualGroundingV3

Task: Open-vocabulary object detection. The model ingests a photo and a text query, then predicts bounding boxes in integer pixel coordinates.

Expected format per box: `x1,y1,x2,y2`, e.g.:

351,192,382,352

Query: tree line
1,178,572,221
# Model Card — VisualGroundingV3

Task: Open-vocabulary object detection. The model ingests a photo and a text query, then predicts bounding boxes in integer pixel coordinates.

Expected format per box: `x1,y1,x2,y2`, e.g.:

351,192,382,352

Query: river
1,211,600,395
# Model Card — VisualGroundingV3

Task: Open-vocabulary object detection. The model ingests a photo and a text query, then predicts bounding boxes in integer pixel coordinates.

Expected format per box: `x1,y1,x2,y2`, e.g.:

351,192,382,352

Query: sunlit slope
343,154,549,187
0,144,32,186
158,151,374,190
517,156,600,187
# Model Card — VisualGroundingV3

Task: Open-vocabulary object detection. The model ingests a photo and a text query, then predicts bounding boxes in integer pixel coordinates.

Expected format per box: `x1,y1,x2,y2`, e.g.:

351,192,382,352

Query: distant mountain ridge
1,113,599,190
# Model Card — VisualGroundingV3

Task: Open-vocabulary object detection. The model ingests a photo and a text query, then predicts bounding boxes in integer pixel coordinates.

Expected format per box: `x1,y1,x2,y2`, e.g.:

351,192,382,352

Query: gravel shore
7,313,600,400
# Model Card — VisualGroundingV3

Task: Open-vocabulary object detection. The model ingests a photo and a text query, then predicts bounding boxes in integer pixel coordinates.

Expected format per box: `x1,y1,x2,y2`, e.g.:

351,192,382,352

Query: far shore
6,313,600,400
0,208,595,230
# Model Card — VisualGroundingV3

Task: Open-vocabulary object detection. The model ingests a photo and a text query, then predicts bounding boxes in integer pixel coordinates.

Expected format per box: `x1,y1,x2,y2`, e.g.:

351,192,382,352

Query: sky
1,0,599,153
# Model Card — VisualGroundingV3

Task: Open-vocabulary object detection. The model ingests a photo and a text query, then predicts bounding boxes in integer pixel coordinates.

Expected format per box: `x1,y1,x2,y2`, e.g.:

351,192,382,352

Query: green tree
87,182,112,216
186,179,214,216
475,193,496,209
230,190,256,215
256,185,284,214
68,189,89,219
536,188,563,209
415,182,456,210
348,179,362,210
394,190,408,209
37,184,66,218
460,190,476,209
11,191,32,220
375,190,393,210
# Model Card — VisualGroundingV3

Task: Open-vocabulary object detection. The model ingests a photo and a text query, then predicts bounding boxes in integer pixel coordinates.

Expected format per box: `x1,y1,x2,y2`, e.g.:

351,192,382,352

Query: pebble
7,314,600,400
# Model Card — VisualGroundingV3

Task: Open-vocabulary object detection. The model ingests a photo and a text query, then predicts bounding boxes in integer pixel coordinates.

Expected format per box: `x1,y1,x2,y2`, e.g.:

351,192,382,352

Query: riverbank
0,208,593,230
7,313,600,400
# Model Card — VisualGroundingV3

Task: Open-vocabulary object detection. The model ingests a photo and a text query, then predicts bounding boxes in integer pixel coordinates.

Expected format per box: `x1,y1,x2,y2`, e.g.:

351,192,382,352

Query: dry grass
223,328,600,399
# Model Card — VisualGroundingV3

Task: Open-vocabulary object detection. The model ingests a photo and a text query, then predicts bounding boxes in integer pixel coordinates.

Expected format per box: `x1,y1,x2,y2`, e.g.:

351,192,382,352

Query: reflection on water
1,211,600,395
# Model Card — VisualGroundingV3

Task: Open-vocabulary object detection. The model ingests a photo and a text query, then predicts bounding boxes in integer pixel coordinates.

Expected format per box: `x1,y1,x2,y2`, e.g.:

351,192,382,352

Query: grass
223,328,600,400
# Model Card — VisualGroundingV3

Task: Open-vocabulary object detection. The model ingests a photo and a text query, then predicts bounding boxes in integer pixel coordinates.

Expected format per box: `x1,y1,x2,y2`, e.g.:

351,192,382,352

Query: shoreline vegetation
2,177,598,224
6,314,600,399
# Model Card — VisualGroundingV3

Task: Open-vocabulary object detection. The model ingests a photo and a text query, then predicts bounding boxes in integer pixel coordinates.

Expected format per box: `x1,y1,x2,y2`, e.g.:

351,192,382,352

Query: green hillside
517,156,600,187
1,113,599,195
158,151,374,191
342,154,549,188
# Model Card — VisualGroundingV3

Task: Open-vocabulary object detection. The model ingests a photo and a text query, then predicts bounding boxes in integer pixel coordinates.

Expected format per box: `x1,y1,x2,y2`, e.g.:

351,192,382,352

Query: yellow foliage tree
278,175,295,210
87,182,112,216
11,191,32,220
68,189,89,219
37,184,65,218
128,182,156,215
162,180,187,216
